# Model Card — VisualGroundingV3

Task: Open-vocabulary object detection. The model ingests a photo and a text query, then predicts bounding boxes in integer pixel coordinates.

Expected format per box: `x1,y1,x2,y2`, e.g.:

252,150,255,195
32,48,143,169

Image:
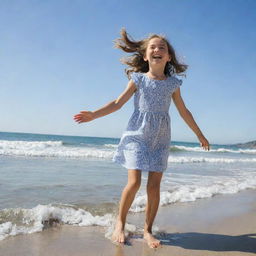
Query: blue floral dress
112,72,182,172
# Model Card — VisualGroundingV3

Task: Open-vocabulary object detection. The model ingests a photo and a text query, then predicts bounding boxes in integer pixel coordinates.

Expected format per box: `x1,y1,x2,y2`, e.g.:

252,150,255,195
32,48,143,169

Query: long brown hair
114,28,188,78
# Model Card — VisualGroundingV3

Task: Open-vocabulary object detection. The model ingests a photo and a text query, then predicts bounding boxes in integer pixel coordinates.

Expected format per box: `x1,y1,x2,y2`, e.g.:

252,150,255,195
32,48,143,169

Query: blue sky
0,0,255,144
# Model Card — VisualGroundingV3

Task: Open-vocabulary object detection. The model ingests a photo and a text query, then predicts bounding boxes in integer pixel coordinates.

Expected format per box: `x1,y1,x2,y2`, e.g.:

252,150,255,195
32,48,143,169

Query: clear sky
0,0,255,144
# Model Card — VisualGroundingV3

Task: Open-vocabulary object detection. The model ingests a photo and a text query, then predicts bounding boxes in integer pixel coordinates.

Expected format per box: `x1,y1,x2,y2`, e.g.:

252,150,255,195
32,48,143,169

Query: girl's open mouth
152,56,162,59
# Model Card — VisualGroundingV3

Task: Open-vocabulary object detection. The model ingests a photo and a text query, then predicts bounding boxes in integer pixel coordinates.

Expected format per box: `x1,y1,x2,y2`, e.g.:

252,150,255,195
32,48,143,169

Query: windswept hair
114,28,188,78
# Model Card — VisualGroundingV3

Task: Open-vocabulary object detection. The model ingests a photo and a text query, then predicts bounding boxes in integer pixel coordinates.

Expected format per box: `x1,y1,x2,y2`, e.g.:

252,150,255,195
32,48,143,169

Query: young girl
73,29,210,248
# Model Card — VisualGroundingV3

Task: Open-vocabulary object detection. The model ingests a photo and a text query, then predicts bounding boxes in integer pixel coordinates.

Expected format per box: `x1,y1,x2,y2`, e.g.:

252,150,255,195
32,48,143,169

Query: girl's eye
148,45,165,50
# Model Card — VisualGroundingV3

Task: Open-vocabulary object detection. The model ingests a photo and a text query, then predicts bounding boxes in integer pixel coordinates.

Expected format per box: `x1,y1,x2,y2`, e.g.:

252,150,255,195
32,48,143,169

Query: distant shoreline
233,140,256,149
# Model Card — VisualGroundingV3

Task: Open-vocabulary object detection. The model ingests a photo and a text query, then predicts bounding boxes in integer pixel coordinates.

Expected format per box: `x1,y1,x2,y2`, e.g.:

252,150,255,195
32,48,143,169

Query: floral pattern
112,72,182,172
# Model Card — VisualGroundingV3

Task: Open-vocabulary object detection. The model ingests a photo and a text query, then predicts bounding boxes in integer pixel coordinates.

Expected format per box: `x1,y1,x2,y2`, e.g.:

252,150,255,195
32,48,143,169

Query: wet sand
0,189,255,256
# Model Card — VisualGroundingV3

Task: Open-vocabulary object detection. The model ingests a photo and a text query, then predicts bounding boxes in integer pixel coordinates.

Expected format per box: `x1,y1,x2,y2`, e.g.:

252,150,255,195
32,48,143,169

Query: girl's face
144,38,171,66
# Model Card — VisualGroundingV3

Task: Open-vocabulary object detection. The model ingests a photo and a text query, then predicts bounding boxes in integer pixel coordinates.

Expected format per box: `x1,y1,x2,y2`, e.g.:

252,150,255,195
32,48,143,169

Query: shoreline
0,189,255,256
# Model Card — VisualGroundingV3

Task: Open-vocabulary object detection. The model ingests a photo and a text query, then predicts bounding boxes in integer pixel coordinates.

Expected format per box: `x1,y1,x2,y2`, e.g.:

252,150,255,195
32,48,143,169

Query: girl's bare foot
111,220,125,244
143,232,161,248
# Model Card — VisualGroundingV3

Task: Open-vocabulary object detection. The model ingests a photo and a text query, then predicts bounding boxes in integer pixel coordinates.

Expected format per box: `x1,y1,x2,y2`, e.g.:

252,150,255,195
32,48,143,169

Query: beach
1,0,256,253
0,132,256,255
0,189,255,256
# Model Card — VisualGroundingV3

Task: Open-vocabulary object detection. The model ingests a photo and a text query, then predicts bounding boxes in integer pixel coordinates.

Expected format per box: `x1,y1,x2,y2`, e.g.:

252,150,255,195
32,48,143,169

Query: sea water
0,131,255,240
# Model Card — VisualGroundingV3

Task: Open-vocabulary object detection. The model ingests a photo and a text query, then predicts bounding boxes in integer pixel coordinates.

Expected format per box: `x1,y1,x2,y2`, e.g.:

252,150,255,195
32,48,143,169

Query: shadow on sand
113,232,256,256
160,232,256,253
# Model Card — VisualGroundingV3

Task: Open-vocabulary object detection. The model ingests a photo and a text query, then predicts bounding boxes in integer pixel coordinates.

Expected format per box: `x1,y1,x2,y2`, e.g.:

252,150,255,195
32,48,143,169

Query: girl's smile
144,38,171,65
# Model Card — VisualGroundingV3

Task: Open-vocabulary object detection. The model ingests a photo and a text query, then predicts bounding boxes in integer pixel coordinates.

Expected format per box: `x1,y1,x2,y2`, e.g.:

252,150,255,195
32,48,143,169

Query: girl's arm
172,88,210,150
73,80,137,123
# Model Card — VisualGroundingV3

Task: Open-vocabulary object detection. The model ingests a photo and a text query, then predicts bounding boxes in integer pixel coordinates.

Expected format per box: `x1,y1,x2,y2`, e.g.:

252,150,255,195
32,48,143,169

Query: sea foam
0,205,113,241
1,171,255,241
130,174,256,212
171,145,256,154
1,140,256,163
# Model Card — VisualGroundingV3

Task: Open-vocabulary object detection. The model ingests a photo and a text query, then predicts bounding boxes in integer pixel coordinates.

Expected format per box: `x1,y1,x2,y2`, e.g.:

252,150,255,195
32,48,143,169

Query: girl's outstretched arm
172,88,210,151
73,80,137,124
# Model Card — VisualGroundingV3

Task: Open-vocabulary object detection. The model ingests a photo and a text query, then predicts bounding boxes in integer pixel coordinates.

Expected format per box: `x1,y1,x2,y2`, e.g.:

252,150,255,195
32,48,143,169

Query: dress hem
112,159,166,173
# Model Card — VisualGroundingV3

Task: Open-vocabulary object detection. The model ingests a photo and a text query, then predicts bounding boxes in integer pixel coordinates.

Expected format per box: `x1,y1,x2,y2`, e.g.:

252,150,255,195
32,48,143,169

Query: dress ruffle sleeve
130,72,142,89
171,76,183,93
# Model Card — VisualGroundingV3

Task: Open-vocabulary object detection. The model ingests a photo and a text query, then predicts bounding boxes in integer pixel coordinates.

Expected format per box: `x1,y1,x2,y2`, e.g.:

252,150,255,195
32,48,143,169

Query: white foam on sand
130,173,256,212
0,205,113,241
1,171,256,241
0,204,146,242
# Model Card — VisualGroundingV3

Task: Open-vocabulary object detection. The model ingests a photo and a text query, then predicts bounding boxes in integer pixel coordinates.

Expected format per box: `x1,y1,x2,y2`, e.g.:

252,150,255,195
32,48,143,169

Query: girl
73,29,210,248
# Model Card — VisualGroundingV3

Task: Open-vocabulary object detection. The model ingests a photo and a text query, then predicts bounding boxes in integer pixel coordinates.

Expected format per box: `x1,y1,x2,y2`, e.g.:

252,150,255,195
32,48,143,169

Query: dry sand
0,189,255,256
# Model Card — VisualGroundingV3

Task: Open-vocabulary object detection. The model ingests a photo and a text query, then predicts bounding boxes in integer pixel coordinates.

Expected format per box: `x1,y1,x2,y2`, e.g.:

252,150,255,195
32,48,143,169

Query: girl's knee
147,171,162,192
147,183,160,193
127,169,141,191
127,179,141,191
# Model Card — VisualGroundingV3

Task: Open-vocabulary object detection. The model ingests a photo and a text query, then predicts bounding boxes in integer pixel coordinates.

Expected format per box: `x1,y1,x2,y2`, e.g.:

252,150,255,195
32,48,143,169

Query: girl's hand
198,135,210,151
73,111,95,124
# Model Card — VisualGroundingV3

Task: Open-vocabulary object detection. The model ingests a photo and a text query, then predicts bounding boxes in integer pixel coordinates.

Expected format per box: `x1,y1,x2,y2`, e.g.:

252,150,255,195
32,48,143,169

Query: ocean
0,131,255,240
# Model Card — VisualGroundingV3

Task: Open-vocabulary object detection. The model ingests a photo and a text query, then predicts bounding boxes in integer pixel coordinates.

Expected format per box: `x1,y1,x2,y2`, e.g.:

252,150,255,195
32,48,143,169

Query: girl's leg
112,169,141,243
144,171,163,248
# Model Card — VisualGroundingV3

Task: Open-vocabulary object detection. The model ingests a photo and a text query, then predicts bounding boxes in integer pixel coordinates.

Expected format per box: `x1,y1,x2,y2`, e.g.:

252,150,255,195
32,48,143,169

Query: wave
1,140,256,163
0,203,143,242
171,145,256,154
1,173,255,241
0,140,256,163
104,144,118,148
0,140,113,158
0,140,63,149
168,156,256,163
130,174,256,212
0,204,114,241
